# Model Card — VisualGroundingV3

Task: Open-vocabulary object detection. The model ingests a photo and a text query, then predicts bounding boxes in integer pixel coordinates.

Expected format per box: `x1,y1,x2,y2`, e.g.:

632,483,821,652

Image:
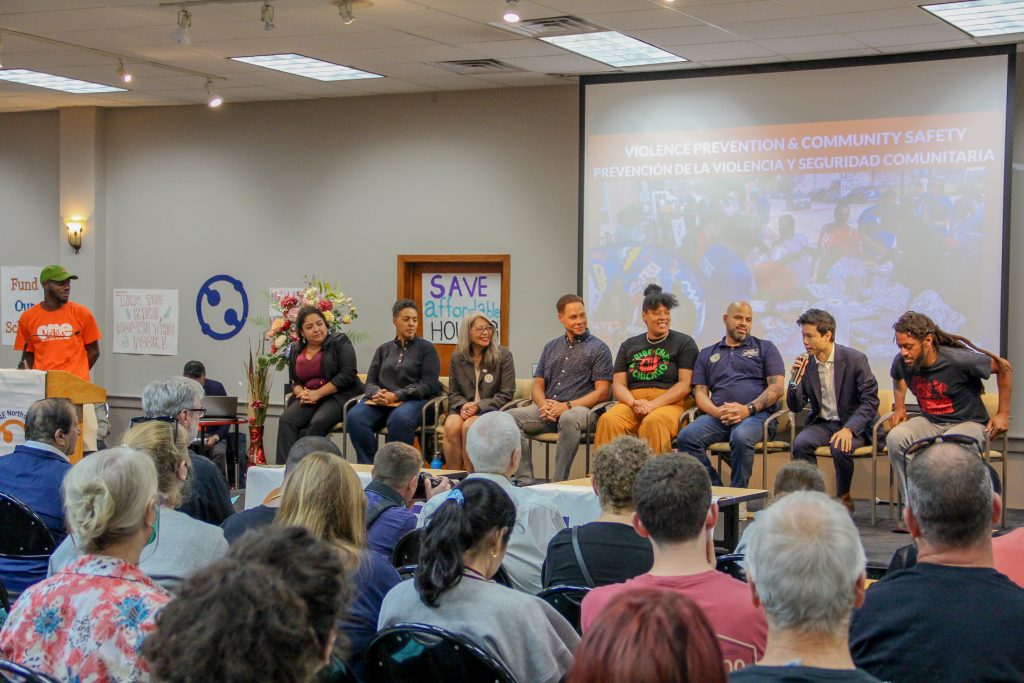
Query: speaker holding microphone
790,353,810,388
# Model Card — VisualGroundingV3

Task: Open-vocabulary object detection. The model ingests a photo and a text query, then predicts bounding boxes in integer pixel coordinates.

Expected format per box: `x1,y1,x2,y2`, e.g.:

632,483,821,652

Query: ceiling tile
757,33,869,54
851,23,973,48
680,1,798,24
582,9,703,31
720,18,835,40
630,25,741,47
816,7,939,33
677,41,777,61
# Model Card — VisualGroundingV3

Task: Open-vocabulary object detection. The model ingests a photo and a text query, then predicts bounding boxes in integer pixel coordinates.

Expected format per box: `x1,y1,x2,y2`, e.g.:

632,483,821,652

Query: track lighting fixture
261,2,275,31
205,78,222,108
116,59,132,83
503,0,521,23
171,9,192,46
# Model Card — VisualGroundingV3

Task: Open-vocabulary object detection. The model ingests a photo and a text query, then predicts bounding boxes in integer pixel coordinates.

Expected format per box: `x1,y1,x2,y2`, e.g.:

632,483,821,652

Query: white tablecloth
245,466,372,508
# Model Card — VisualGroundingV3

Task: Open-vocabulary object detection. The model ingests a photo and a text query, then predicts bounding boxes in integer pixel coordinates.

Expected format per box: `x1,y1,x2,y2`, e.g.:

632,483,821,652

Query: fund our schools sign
421,273,501,344
1,266,44,347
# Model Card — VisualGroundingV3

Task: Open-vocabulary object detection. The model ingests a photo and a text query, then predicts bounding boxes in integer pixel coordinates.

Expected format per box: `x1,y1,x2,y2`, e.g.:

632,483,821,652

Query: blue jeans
347,400,427,464
675,413,774,487
792,420,869,496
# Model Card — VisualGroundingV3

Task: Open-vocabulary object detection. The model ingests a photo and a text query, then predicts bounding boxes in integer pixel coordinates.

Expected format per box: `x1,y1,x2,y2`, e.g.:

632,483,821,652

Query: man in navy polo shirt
675,301,785,487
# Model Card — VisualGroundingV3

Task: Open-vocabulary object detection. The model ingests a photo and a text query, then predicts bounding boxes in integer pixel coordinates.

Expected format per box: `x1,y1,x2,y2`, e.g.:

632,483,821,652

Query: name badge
483,373,494,384
710,353,721,363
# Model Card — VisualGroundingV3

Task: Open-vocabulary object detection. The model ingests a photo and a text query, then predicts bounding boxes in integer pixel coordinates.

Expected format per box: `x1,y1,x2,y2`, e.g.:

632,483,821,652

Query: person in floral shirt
0,447,169,682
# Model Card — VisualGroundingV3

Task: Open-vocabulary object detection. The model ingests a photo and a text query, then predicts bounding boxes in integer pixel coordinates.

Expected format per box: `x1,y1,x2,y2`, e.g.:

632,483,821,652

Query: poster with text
421,272,501,344
112,289,179,355
1,266,44,347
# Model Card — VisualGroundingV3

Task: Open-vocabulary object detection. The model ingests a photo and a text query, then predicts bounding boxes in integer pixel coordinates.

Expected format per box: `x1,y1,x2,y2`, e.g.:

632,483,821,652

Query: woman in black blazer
276,306,363,461
443,313,516,470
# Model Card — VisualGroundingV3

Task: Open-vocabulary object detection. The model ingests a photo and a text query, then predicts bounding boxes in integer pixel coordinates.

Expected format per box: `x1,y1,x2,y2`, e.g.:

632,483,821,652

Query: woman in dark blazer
443,312,515,470
276,306,363,461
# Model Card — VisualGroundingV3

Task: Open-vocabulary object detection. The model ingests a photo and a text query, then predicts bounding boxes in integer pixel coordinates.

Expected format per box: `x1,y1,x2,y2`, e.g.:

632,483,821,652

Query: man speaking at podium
14,265,102,450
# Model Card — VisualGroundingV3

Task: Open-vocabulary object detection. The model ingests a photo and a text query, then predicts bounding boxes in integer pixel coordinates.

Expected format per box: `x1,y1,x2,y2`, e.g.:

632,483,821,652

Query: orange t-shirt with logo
15,302,101,380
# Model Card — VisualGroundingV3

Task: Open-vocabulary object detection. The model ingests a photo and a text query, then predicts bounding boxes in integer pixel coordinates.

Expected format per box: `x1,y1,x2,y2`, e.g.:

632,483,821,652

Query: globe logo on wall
196,274,248,341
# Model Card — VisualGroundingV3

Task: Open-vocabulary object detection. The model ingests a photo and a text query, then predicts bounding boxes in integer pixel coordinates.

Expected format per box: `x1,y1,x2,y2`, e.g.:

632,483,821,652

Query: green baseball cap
40,265,78,284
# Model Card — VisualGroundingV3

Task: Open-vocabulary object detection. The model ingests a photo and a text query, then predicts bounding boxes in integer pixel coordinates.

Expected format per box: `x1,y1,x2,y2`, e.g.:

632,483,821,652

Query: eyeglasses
471,325,495,334
186,407,207,418
129,415,178,427
905,433,983,458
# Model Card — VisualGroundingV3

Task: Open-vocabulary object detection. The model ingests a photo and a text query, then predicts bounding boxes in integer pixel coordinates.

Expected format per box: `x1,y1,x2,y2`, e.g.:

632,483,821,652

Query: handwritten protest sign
2,266,44,347
112,289,178,355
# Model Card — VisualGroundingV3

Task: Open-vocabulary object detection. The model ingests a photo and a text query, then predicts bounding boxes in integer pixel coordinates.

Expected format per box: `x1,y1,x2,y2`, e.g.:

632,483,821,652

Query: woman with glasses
0,447,170,682
443,312,515,470
49,420,228,591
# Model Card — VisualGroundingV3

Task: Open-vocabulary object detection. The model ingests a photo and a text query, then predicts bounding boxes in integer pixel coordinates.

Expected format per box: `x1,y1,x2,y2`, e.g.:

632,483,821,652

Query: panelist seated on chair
674,301,785,488
787,308,879,512
347,299,441,465
443,312,516,471
507,294,613,484
380,478,578,683
183,359,230,474
0,398,78,593
885,310,1011,498
276,306,362,463
595,284,699,454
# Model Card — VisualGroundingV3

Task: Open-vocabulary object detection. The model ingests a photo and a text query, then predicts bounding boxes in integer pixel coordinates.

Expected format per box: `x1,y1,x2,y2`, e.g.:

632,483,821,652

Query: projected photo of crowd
586,169,990,365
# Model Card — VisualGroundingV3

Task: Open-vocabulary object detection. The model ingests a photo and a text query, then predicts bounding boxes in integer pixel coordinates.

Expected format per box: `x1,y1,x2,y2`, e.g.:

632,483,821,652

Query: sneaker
838,493,855,514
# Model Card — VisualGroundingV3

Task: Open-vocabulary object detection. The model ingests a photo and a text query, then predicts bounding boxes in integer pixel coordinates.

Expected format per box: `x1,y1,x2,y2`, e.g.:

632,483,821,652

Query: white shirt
817,345,839,422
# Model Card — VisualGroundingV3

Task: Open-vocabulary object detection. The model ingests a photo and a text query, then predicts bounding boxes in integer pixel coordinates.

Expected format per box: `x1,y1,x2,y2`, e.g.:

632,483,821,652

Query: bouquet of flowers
244,341,272,429
263,277,359,370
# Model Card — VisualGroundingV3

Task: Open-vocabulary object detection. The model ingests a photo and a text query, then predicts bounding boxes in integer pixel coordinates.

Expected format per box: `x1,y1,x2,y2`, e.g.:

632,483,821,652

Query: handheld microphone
789,353,810,388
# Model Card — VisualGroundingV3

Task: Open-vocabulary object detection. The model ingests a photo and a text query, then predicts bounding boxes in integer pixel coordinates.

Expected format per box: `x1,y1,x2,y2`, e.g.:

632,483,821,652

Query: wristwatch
567,400,573,409
746,402,756,415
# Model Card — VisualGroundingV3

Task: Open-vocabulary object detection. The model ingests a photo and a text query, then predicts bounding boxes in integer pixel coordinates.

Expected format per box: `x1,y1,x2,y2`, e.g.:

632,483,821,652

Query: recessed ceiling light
231,53,382,81
540,31,686,68
922,0,1024,37
0,69,126,94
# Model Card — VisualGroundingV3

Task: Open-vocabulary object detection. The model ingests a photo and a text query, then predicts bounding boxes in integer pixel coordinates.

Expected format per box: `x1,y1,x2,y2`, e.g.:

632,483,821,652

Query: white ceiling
0,0,1019,113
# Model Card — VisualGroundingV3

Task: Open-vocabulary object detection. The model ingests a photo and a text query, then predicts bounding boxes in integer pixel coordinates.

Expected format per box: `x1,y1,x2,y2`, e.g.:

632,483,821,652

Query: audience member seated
0,397,77,593
50,420,228,591
141,376,234,525
347,299,441,464
507,294,613,484
183,359,230,475
733,491,879,682
221,435,340,544
734,460,826,559
993,526,1024,588
379,478,578,683
365,443,450,558
443,312,516,471
143,526,350,683
849,440,1024,683
419,411,564,593
566,588,726,683
543,436,653,588
275,452,400,680
276,306,363,464
581,454,767,669
0,448,170,681
595,284,698,453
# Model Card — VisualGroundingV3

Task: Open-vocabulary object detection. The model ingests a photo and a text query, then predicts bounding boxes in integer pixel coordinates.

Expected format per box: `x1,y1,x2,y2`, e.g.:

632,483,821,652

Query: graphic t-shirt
14,302,101,380
889,346,991,425
613,330,699,390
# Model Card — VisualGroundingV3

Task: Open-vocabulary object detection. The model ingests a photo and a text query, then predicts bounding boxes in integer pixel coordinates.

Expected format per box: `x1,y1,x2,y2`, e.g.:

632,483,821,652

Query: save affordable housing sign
421,272,501,344
1,266,45,347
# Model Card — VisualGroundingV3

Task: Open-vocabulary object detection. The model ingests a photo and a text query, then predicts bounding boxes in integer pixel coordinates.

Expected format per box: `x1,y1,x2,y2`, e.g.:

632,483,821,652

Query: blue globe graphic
196,275,248,341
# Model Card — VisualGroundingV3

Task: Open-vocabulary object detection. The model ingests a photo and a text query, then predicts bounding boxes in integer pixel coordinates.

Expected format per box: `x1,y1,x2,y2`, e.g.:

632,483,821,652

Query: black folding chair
0,493,56,557
0,658,61,683
365,624,517,683
536,585,590,634
715,553,746,582
391,528,423,568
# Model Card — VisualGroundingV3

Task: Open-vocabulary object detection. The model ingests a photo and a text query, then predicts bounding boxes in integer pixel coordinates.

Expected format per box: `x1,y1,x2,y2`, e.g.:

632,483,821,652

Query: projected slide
583,54,1009,379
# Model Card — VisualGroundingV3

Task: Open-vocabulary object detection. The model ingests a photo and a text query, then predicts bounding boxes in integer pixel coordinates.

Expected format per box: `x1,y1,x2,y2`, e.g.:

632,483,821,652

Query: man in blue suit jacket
0,397,78,593
787,309,879,512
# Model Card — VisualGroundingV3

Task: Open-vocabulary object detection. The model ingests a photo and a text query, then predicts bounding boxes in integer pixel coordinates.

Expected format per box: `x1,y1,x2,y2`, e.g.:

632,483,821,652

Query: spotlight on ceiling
171,9,192,46
205,79,223,108
503,0,521,23
261,2,275,30
116,59,133,84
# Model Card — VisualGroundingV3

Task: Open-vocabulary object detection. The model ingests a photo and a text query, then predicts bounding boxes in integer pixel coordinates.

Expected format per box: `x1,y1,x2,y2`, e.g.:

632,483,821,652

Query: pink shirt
993,527,1024,588
581,570,767,672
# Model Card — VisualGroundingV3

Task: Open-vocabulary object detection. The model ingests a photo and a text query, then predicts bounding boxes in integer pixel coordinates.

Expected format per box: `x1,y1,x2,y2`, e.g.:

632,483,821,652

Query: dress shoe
838,493,855,514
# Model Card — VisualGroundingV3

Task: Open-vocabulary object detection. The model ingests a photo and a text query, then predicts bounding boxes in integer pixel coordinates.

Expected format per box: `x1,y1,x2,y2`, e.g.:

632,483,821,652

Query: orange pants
594,387,690,454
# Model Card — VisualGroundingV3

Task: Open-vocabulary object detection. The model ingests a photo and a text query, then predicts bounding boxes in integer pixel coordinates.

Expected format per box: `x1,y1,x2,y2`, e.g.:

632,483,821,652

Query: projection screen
581,50,1012,383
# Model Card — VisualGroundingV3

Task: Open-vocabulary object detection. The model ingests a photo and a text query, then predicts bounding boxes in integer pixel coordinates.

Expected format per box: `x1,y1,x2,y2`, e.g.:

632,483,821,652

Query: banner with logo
0,369,46,455
1,266,44,347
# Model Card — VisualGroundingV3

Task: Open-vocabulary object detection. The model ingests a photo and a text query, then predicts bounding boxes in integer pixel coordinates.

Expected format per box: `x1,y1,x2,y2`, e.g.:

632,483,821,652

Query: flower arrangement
263,277,359,370
244,341,272,429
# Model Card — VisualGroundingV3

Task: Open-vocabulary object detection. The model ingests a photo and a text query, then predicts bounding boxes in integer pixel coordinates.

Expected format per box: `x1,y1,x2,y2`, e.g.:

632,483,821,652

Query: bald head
907,441,994,550
724,301,753,343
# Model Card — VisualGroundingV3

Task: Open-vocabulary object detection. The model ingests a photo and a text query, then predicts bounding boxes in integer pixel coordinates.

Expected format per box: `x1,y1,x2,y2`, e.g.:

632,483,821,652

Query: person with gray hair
850,439,1024,683
140,376,234,526
731,491,879,682
418,411,564,593
0,397,79,593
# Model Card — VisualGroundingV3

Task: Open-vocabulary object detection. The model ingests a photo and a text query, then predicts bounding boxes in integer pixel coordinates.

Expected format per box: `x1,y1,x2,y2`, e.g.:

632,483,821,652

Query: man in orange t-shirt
15,265,101,381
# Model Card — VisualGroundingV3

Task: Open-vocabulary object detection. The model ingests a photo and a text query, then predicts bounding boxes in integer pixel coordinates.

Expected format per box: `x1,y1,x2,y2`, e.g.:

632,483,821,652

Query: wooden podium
45,371,106,463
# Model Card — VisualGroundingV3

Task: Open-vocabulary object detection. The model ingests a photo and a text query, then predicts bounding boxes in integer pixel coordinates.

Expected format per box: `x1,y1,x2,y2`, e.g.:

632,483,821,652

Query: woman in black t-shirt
594,284,699,453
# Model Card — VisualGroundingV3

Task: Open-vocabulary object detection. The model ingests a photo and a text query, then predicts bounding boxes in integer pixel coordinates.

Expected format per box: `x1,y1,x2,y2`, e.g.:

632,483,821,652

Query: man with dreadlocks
887,311,1012,499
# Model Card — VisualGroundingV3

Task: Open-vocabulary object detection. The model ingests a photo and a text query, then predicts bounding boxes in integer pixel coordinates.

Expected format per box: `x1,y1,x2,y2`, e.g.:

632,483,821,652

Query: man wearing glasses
139,376,234,525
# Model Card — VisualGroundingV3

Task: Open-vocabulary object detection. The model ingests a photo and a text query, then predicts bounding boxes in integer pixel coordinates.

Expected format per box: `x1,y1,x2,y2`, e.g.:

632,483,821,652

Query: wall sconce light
65,218,84,253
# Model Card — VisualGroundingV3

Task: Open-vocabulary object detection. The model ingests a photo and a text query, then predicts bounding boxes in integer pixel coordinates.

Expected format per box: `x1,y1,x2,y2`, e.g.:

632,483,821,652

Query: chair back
877,389,894,418
0,659,61,683
513,379,532,402
316,654,358,683
715,553,746,582
365,624,517,683
536,585,590,634
391,528,423,568
0,494,55,557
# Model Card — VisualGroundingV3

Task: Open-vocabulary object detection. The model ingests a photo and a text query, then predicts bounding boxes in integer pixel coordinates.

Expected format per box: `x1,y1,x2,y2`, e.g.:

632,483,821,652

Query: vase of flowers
244,343,271,465
263,277,360,371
